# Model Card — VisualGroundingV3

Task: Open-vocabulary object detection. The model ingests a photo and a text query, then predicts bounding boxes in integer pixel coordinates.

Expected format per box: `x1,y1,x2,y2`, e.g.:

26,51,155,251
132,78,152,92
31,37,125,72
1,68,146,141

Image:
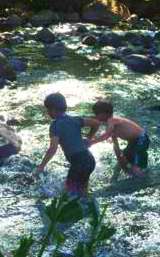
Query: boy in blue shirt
36,93,99,197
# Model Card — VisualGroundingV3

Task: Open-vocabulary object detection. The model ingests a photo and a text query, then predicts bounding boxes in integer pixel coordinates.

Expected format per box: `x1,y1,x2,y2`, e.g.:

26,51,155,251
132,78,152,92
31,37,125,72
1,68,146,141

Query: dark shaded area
94,174,160,198
0,0,160,18
118,0,160,18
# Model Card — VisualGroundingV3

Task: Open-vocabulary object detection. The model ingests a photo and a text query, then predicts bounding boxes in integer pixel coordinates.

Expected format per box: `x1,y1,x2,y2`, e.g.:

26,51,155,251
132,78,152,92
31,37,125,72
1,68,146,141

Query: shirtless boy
91,100,150,179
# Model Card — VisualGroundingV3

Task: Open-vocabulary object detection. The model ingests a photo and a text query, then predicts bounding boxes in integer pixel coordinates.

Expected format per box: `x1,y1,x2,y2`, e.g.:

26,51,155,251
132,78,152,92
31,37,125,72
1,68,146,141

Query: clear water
0,23,160,257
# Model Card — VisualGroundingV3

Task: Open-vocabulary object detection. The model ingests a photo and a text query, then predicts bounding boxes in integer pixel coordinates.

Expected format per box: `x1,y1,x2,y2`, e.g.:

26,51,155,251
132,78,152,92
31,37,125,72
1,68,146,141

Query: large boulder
82,2,121,26
123,54,156,74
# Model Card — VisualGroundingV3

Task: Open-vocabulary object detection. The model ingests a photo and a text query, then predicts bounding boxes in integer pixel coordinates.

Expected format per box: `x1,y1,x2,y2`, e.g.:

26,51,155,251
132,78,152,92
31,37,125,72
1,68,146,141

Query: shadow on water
94,171,160,198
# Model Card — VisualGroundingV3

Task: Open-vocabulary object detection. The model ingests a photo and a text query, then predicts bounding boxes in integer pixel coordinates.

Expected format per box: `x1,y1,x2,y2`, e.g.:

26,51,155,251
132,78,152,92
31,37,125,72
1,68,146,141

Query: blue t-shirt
49,114,87,160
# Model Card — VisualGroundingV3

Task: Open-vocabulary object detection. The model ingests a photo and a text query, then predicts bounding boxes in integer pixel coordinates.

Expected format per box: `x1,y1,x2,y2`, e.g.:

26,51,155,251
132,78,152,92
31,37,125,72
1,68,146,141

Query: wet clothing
66,150,95,196
123,131,150,169
49,114,87,161
49,114,96,196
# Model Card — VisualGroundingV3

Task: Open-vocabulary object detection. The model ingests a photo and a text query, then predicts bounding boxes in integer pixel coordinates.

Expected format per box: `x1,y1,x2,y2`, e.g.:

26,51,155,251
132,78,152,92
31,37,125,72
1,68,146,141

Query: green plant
37,193,83,257
0,194,115,257
12,236,34,257
74,200,116,256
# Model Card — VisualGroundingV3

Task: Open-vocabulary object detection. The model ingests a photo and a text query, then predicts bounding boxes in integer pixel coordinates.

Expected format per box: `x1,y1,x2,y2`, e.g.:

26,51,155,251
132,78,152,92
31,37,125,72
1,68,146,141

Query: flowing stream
0,23,160,257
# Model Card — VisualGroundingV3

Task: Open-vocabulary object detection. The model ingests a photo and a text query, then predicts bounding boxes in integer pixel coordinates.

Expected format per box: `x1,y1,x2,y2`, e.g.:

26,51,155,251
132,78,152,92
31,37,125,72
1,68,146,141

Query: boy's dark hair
92,100,113,116
44,92,67,112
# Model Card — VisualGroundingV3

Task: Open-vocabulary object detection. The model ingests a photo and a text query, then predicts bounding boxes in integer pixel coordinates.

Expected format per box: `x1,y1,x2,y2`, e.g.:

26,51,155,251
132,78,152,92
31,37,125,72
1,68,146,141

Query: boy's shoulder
108,116,123,125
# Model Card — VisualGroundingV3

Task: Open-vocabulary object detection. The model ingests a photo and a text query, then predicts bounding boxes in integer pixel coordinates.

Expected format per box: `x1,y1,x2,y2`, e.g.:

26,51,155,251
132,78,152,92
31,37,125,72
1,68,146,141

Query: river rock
31,10,59,27
5,14,22,28
0,48,12,57
82,34,98,45
125,32,153,48
9,35,24,44
76,24,88,34
45,42,66,59
131,18,156,31
3,155,34,173
36,28,55,44
123,54,156,74
150,55,160,69
116,46,134,59
0,52,8,64
9,57,27,72
155,31,160,41
0,78,6,89
98,33,125,48
0,53,16,81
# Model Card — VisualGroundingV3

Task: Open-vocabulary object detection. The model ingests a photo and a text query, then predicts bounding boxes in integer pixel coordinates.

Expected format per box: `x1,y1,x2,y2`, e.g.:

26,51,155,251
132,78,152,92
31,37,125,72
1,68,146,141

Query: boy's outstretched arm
36,136,59,174
83,118,100,139
91,123,113,145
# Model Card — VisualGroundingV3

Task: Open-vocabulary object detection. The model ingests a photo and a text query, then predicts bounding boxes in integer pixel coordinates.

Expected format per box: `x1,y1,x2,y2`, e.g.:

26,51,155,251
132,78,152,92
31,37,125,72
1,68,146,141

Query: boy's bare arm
36,136,59,173
91,123,114,144
112,137,121,158
112,137,128,170
83,118,100,139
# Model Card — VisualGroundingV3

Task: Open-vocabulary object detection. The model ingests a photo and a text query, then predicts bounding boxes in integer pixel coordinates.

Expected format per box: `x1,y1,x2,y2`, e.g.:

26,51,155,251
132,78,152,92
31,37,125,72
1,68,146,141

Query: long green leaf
57,198,83,223
97,225,116,241
12,235,34,257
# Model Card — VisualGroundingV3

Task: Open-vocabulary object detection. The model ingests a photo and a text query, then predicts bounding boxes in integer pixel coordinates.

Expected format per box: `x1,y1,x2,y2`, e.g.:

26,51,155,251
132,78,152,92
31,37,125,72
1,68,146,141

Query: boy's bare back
108,116,144,142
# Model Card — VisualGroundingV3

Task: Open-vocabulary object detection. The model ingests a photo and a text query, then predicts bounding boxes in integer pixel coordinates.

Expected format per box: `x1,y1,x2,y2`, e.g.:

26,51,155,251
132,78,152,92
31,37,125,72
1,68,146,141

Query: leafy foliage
12,235,34,257
0,194,115,257
73,200,116,256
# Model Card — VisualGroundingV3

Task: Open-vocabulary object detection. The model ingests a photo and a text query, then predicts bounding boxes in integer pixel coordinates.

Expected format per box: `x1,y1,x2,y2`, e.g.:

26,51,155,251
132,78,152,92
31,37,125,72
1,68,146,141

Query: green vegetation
0,194,115,257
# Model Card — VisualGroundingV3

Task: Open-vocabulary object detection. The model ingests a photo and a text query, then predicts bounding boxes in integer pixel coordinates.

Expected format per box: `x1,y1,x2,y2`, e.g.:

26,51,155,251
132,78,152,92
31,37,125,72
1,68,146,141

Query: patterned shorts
123,132,150,169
